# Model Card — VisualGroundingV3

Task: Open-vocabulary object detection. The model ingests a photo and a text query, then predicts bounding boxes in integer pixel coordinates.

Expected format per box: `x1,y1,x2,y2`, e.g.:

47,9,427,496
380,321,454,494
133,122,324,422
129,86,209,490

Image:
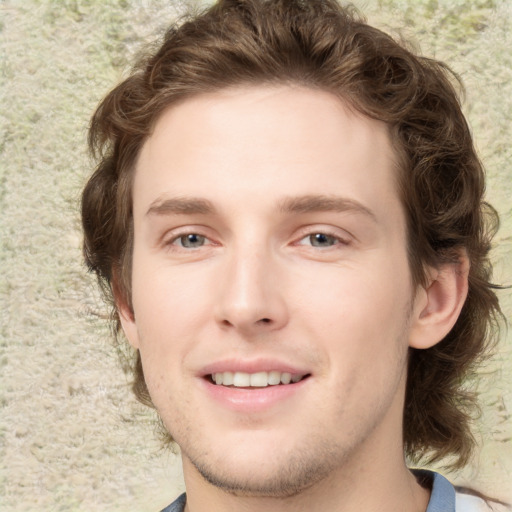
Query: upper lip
199,358,310,377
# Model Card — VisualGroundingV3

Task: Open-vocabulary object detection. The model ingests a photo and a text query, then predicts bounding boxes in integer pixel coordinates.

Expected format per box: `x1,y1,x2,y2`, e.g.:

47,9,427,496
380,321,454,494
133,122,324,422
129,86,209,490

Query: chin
186,438,343,498
194,461,323,498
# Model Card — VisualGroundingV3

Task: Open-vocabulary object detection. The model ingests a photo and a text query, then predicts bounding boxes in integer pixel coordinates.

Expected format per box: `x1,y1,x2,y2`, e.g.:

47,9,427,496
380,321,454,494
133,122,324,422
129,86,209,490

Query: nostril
259,318,271,324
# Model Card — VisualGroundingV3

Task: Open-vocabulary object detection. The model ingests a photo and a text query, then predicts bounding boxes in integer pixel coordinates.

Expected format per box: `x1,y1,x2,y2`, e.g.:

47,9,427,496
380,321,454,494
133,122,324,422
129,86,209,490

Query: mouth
207,371,310,388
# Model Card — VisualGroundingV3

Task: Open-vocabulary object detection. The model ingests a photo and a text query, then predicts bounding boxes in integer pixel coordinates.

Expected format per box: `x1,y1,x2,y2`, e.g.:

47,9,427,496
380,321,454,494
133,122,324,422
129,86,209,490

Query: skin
119,86,468,512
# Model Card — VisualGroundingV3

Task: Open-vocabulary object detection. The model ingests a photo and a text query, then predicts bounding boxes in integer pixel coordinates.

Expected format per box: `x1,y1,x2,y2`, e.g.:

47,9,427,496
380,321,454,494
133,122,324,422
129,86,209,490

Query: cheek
129,265,212,403
132,260,211,337
300,259,409,316
295,261,412,361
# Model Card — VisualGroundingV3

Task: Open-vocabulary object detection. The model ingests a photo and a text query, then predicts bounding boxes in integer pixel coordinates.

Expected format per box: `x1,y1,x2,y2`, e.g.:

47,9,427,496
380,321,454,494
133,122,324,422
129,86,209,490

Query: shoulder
159,493,186,512
455,489,511,512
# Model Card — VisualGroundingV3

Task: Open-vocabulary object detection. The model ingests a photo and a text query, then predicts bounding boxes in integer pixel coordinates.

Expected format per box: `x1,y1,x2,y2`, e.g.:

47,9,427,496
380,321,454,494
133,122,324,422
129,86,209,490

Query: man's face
122,86,419,496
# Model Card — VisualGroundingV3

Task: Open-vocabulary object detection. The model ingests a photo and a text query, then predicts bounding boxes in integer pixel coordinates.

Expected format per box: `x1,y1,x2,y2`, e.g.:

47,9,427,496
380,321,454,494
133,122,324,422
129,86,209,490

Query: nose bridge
215,238,287,332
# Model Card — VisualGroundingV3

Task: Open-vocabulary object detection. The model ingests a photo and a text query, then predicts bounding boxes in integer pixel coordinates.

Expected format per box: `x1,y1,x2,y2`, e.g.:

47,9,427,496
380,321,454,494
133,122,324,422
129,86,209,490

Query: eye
298,233,341,248
172,233,208,248
309,233,338,247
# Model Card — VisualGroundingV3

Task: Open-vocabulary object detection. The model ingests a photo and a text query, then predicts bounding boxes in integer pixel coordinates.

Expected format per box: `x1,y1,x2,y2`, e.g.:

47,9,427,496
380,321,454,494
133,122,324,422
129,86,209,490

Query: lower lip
200,377,309,413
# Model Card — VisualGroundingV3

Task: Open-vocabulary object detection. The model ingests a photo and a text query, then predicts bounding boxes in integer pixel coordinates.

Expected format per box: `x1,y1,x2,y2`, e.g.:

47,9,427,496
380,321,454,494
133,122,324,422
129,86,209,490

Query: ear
409,250,469,350
112,276,141,350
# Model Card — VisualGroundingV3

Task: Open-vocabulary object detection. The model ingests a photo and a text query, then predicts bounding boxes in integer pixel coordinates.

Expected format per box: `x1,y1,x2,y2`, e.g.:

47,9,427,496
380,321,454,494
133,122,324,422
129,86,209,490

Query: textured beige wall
1,1,510,510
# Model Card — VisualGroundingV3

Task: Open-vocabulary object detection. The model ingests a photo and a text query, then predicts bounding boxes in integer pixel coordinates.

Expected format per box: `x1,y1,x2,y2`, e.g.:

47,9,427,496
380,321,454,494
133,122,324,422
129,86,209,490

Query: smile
210,371,308,387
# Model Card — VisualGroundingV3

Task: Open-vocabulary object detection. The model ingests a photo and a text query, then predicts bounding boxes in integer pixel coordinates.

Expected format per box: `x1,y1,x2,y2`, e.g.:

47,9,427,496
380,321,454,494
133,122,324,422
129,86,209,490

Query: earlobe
118,302,141,350
409,251,470,350
112,278,141,350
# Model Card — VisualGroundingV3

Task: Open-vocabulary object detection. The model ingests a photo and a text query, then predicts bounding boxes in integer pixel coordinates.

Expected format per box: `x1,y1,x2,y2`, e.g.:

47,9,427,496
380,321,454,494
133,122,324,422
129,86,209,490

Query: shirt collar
412,469,456,512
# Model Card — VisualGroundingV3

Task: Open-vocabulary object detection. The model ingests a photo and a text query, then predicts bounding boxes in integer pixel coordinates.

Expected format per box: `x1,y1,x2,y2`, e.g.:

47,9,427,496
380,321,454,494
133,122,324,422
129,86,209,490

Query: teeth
233,372,250,387
268,370,281,385
280,372,291,384
211,371,305,388
250,372,268,387
222,371,234,386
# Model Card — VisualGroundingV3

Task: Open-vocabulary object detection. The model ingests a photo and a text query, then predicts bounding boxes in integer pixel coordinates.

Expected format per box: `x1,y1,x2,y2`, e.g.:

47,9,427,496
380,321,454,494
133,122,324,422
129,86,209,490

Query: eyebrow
145,194,376,221
146,197,216,216
278,195,377,221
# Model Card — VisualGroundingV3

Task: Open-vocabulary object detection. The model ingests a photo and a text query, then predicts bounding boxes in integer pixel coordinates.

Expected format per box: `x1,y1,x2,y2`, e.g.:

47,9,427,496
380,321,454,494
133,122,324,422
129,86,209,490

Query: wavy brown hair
82,0,502,469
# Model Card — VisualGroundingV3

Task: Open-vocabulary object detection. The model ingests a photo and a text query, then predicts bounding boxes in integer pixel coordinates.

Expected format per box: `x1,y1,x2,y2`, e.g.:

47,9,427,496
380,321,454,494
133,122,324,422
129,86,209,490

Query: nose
214,245,289,335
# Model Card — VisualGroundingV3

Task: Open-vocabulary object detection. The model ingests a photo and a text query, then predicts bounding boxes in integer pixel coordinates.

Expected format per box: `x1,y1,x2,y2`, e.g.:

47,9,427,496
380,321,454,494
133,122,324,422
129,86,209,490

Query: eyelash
164,227,351,252
294,229,351,249
165,231,213,250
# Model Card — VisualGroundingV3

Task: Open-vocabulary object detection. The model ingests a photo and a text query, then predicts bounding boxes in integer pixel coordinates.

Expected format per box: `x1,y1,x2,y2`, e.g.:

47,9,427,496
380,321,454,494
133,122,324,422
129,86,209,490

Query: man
81,1,505,510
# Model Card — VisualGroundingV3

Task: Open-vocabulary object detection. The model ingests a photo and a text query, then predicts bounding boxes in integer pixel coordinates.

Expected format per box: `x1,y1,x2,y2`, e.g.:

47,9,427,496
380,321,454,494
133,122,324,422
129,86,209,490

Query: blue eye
306,233,339,247
176,234,207,248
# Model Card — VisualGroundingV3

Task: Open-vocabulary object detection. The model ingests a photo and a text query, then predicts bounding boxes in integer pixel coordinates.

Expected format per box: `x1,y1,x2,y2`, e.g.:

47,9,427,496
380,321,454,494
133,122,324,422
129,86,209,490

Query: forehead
134,85,401,225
